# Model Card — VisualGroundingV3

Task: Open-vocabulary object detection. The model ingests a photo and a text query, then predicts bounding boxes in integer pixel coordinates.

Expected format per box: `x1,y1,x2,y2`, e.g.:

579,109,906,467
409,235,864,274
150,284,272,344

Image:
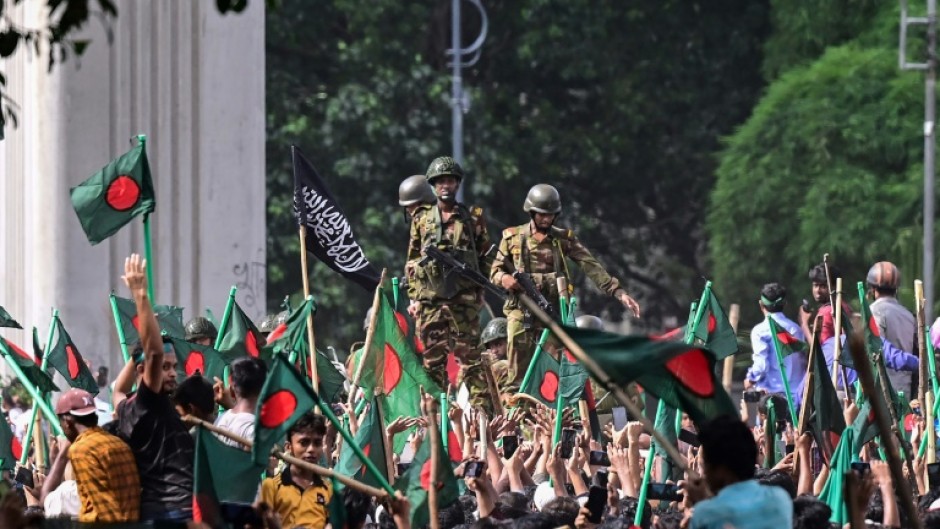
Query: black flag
291,146,381,292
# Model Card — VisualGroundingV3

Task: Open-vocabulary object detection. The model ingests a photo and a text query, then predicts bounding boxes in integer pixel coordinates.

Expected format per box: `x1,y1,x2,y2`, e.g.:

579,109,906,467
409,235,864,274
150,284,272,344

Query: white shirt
214,411,255,449
44,480,80,517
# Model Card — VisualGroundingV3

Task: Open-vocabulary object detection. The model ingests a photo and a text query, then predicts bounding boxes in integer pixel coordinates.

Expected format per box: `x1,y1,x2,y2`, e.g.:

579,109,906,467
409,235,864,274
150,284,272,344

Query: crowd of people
1,157,939,529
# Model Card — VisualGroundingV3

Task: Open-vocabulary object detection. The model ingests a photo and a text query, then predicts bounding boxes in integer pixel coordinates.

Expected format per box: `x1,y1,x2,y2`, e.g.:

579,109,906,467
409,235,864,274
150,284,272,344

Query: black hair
471,517,504,529
439,501,466,529
131,336,175,364
919,489,940,516
616,497,652,529
378,509,397,529
343,488,371,529
288,411,326,440
459,494,479,523
172,376,215,416
757,394,791,426
793,495,831,529
698,415,757,481
231,357,268,399
540,497,579,527
760,283,787,312
653,511,684,529
808,263,839,285
925,511,940,529
755,469,796,499
866,488,885,524
498,491,530,519
72,413,99,428
510,513,556,529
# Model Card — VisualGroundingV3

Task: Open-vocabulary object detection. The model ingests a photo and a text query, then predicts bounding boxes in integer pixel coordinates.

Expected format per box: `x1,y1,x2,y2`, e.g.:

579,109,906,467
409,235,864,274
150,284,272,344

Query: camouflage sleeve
475,213,495,274
490,231,512,285
406,212,424,300
565,234,623,296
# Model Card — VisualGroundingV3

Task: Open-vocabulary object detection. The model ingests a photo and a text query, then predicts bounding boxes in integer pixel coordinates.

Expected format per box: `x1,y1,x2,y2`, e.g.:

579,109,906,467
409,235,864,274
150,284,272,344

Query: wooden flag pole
831,278,844,391
918,280,929,424
928,391,937,464
375,399,397,486
425,400,441,529
182,416,389,499
722,304,740,394
298,225,319,388
20,310,59,467
847,332,923,529
791,317,821,478
348,270,387,408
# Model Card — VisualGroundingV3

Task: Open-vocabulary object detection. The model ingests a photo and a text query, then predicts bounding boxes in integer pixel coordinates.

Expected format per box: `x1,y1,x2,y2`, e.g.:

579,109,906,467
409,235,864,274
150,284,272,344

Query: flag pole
927,327,940,397
847,331,923,529
109,293,131,364
137,135,156,303
19,310,59,467
791,317,821,478
213,286,238,350
347,270,387,410
722,304,740,393
552,278,570,450
375,397,396,486
918,280,930,431
298,224,319,389
425,396,441,529
768,320,800,426
0,341,63,437
831,278,844,391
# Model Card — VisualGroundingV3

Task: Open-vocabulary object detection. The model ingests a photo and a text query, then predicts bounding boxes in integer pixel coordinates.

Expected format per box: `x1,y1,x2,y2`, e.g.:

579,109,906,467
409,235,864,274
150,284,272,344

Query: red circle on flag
707,314,717,334
868,316,881,338
384,345,402,394
8,342,34,364
564,349,577,363
358,444,372,477
540,370,559,402
446,353,460,387
777,331,797,347
420,459,435,490
448,430,463,463
65,344,81,379
259,390,298,429
11,437,22,460
131,315,140,331
185,351,206,376
395,312,410,336
106,175,141,211
664,349,715,398
415,337,426,354
246,331,259,358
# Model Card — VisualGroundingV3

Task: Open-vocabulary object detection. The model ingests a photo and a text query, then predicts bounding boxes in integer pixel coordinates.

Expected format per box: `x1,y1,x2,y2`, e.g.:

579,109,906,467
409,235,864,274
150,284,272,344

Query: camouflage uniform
490,222,624,390
406,203,494,404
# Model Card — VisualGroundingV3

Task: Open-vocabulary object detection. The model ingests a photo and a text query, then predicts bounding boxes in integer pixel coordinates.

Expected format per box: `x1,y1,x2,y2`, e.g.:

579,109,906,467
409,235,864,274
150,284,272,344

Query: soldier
398,174,437,221
481,317,508,361
490,184,640,391
184,317,217,347
406,156,493,404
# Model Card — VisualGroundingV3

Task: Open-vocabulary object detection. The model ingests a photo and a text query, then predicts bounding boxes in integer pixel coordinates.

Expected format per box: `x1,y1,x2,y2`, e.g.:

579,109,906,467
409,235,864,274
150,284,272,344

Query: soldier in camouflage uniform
490,184,641,391
406,157,494,405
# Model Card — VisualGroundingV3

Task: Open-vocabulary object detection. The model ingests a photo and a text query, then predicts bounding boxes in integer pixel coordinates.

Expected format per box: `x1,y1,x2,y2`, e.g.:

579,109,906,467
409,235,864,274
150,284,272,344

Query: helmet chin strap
530,212,557,233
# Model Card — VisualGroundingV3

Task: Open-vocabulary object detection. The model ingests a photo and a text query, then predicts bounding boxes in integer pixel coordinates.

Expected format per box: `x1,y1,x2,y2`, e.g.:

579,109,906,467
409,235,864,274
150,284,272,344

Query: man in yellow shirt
261,412,331,528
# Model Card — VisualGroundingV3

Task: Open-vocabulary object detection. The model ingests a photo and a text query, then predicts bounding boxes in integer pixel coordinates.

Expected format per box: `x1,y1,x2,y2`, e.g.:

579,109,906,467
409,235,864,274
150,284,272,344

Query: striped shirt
69,426,141,522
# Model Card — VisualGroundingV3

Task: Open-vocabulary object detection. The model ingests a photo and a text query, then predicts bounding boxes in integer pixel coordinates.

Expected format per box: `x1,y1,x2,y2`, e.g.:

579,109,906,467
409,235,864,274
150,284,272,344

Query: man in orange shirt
55,388,140,522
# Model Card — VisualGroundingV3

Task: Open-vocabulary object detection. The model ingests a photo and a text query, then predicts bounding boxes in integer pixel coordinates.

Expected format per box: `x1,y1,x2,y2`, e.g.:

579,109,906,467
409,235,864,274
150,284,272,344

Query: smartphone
850,462,870,476
743,391,762,403
646,483,684,502
928,463,940,490
585,485,607,523
785,444,795,456
612,407,628,430
502,435,519,459
396,463,411,476
593,469,609,488
560,429,577,459
678,429,700,448
589,450,611,467
220,502,263,527
13,467,33,489
465,461,485,478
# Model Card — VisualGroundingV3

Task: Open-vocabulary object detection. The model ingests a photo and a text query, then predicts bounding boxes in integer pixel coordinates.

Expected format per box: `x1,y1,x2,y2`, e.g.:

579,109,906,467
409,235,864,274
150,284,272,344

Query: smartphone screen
502,435,519,459
560,429,577,459
593,469,609,488
785,444,795,455
850,462,870,476
586,485,607,523
612,407,628,430
589,450,611,466
928,463,940,490
678,429,700,448
465,461,484,478
13,467,33,489
646,483,683,502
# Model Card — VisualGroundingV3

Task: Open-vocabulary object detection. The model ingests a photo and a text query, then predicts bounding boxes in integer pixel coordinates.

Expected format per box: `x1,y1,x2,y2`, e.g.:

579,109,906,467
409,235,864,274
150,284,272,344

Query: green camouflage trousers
416,294,488,408
504,308,551,393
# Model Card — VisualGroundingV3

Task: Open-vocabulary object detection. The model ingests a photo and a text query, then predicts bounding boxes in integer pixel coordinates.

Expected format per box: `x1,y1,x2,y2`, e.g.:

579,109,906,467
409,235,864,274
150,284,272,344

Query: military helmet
185,316,218,342
867,261,900,290
523,184,562,214
481,317,508,345
258,314,278,334
399,175,437,207
575,315,604,331
425,156,464,183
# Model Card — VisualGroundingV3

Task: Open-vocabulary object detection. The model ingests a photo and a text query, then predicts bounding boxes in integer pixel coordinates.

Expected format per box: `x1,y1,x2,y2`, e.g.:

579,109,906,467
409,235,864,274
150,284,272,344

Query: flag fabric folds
46,318,98,394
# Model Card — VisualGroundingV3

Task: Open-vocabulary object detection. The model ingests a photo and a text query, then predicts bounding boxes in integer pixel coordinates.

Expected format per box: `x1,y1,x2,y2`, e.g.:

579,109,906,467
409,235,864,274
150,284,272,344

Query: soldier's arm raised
566,234,640,317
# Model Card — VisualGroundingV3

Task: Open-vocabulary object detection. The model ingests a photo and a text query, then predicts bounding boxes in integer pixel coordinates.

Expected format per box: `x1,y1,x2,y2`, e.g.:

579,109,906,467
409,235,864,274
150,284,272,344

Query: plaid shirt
69,426,141,522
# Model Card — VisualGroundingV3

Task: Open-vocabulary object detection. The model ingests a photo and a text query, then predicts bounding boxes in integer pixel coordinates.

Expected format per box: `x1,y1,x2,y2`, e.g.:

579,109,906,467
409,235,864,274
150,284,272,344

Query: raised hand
122,253,149,297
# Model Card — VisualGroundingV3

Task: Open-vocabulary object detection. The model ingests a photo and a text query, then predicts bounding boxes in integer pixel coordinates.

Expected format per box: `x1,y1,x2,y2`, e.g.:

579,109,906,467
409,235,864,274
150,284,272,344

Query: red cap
54,389,97,417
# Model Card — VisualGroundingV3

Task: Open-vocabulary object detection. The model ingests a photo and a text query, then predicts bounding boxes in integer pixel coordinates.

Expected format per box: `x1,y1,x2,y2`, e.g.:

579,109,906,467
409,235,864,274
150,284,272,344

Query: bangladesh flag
767,317,807,358
46,318,98,394
850,372,901,456
252,354,318,465
567,326,736,425
519,349,588,408
70,141,156,245
0,415,20,471
819,428,857,525
809,335,845,458
395,421,459,529
193,426,266,527
0,306,21,329
0,337,58,393
113,295,186,342
217,300,264,360
334,402,389,489
691,288,738,360
169,338,228,381
850,283,883,370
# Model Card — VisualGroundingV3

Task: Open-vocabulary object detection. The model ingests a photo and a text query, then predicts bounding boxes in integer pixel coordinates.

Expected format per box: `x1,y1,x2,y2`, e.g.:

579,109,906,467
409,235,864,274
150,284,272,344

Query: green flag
0,336,58,393
193,426,265,528
0,413,21,471
252,354,318,465
566,326,736,425
46,318,98,394
395,422,459,528
70,141,156,245
113,295,186,342
218,300,264,361
767,317,807,357
169,338,229,382
519,349,588,408
0,306,22,329
819,428,856,525
810,335,845,457
335,402,389,489
691,288,739,360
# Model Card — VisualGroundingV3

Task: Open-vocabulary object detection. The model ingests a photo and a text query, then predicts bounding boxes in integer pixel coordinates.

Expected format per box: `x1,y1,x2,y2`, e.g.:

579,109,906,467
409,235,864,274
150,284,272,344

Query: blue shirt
821,335,919,388
690,479,792,529
747,313,806,400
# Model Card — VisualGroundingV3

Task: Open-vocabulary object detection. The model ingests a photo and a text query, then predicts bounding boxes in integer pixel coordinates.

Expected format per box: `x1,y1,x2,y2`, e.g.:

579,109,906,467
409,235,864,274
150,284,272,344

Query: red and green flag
252,354,318,465
0,306,21,329
0,413,21,471
691,288,738,360
567,326,736,425
819,428,856,525
809,335,845,458
519,349,589,408
217,300,264,360
0,336,58,394
334,402,389,489
70,141,156,245
113,295,186,342
46,318,98,394
767,317,807,358
169,338,228,382
395,422,459,528
193,426,265,527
